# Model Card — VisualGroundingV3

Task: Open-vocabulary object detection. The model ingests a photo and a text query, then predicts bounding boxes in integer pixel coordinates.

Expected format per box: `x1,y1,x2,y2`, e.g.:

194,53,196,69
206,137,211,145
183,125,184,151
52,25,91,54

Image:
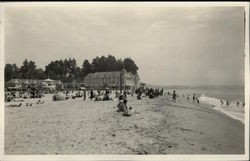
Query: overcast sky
4,4,245,86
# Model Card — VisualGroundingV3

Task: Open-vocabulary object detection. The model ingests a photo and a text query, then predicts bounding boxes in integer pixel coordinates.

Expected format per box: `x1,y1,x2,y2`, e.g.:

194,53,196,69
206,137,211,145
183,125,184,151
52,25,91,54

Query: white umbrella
44,79,54,82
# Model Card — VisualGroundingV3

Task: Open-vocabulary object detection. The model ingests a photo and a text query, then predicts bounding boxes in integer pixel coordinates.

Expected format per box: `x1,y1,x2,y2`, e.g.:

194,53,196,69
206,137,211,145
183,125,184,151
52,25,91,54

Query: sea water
165,86,245,124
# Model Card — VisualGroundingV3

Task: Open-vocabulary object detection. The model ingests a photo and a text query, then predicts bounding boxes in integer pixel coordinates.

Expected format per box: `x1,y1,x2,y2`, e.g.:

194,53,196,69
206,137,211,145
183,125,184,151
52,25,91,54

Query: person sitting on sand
123,91,127,99
123,106,134,117
117,99,128,112
36,100,41,104
95,94,103,101
8,103,22,107
36,100,45,104
115,91,119,98
137,93,142,100
26,103,32,106
119,94,124,101
103,93,110,101
149,92,155,99
6,94,14,102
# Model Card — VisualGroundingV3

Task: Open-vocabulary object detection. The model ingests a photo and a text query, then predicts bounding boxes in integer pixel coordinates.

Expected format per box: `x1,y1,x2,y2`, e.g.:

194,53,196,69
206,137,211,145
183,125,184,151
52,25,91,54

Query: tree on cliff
123,58,138,74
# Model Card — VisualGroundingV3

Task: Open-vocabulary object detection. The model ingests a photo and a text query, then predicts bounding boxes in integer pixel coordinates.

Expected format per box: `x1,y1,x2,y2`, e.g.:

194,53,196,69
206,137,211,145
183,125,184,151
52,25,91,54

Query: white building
84,69,140,90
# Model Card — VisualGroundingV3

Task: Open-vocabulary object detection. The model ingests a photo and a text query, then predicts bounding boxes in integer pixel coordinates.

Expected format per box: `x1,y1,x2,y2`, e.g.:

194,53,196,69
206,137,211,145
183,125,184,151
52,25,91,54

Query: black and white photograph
0,2,249,161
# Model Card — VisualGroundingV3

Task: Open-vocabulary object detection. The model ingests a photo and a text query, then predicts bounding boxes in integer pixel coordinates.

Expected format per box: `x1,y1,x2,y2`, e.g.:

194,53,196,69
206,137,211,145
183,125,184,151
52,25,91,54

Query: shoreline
4,94,244,154
153,96,244,154
191,101,245,125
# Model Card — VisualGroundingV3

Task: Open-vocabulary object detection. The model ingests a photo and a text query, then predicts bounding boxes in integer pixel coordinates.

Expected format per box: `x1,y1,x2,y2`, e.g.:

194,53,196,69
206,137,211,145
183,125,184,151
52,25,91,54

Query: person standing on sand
123,90,127,99
187,94,190,102
83,89,86,101
226,100,230,106
196,97,200,104
90,90,94,100
193,94,196,103
172,90,176,103
220,100,224,105
115,90,119,98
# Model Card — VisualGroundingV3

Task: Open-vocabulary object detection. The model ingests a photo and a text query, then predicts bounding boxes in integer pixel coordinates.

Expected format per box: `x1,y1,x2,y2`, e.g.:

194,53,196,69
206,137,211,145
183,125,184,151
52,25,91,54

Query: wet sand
4,94,244,154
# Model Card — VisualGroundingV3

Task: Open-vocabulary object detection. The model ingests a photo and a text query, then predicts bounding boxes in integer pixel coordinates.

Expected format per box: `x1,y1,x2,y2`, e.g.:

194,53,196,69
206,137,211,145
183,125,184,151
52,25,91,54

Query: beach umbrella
14,80,20,84
80,87,86,90
44,79,55,82
24,80,30,84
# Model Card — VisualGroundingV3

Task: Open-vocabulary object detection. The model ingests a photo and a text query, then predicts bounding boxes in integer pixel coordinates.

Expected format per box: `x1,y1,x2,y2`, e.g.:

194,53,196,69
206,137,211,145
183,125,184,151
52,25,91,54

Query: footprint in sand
134,125,139,129
138,151,148,155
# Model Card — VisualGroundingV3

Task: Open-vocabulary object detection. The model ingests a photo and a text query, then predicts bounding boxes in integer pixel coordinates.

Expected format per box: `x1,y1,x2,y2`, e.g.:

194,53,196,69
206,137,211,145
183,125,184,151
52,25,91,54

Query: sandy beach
4,94,244,155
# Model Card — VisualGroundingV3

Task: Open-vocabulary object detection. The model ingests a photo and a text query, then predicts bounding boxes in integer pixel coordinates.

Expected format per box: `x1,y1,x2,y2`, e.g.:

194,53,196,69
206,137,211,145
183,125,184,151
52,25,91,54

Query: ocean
161,86,245,124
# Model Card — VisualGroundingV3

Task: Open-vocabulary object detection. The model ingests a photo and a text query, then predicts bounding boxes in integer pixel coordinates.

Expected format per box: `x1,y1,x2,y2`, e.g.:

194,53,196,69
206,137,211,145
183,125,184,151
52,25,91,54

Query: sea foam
199,95,245,124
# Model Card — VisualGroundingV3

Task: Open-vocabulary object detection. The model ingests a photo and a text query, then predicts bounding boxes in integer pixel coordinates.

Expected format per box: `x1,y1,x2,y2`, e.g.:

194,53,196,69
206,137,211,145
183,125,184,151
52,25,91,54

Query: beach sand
4,94,244,154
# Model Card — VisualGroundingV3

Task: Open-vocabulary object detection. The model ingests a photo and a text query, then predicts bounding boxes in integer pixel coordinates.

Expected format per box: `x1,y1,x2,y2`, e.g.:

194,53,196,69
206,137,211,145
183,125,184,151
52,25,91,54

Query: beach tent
8,86,21,90
53,93,66,101
32,80,38,84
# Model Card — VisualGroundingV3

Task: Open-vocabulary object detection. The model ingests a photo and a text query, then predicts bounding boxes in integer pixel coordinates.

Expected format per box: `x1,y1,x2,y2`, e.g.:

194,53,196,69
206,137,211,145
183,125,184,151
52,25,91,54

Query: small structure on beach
6,79,23,90
41,79,56,93
6,78,63,92
7,79,43,90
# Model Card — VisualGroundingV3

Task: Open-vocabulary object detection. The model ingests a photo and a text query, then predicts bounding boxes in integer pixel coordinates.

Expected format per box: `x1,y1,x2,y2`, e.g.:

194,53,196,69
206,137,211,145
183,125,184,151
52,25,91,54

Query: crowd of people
5,87,245,111
135,88,164,100
164,90,245,108
165,90,200,104
220,99,245,107
5,90,44,102
5,86,166,118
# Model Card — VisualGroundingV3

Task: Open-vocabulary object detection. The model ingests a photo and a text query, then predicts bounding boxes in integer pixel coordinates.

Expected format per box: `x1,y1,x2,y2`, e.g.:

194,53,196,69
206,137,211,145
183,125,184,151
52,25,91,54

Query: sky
4,4,246,86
